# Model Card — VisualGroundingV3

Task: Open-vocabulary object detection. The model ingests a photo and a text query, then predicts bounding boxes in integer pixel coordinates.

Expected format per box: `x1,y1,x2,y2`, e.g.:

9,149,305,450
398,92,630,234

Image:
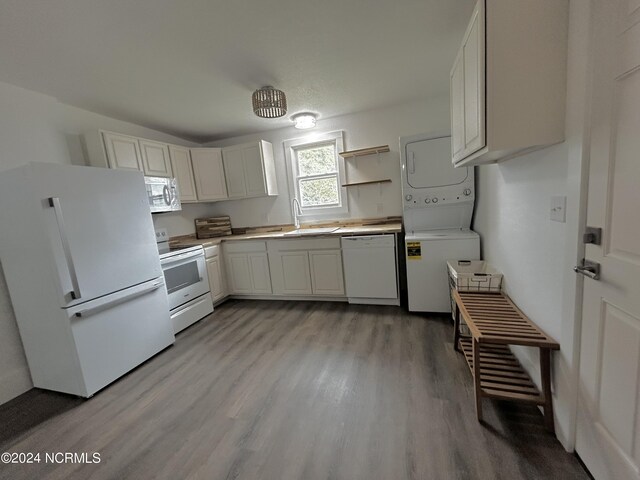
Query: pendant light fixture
292,112,317,129
252,86,287,118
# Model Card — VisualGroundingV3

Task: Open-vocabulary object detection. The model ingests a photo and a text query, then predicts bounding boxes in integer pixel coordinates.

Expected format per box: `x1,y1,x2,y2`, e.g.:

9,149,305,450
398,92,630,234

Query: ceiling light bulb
292,113,317,129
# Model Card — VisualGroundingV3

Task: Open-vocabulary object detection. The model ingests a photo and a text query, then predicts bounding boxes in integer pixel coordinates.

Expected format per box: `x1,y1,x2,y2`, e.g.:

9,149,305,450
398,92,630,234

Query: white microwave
145,176,181,213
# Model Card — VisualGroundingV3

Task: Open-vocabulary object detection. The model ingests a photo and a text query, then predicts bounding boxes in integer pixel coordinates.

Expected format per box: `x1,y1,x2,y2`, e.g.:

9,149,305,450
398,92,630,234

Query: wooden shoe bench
452,290,560,432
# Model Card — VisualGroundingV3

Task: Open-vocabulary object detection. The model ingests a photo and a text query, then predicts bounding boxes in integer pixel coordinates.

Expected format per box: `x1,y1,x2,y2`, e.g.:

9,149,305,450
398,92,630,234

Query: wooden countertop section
169,222,402,248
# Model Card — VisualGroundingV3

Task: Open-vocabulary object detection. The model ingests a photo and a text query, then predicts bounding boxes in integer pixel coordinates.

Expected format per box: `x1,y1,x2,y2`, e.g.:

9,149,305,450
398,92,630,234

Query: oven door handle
160,250,203,266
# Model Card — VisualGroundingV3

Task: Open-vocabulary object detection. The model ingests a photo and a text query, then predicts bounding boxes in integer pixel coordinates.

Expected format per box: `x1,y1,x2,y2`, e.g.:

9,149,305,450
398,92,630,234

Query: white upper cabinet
450,0,569,167
168,145,198,203
222,141,278,199
191,148,228,202
139,139,173,177
101,132,143,172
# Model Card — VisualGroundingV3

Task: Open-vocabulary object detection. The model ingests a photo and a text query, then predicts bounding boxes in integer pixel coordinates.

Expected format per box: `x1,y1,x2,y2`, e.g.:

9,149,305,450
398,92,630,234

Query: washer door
405,136,468,189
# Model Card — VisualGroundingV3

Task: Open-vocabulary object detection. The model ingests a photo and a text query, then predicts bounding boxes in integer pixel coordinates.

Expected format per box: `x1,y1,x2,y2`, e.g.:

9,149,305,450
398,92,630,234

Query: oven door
160,250,209,310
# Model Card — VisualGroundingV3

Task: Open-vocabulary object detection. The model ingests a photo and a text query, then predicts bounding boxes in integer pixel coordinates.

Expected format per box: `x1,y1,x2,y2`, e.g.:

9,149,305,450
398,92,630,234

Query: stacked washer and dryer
400,133,480,312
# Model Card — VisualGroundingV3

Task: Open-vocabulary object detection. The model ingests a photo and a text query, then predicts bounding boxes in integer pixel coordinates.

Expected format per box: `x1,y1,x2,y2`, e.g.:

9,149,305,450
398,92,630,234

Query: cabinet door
249,253,272,294
102,132,143,172
243,143,267,197
169,145,197,202
139,139,173,177
309,250,345,296
222,147,247,198
450,50,466,161
206,255,226,301
225,253,253,294
272,251,312,295
462,0,485,156
191,148,228,201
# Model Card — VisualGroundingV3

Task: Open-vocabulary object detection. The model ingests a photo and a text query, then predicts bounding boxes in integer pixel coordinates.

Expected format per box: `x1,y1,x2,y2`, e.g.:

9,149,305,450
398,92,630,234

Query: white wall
473,0,591,451
0,80,195,405
153,96,450,235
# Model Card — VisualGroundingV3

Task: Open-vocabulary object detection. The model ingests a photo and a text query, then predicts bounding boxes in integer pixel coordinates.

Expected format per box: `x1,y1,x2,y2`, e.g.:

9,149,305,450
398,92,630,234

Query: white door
462,0,485,157
243,143,267,197
309,250,345,296
275,251,313,295
139,139,173,178
169,145,198,202
102,132,143,172
249,253,272,294
206,255,225,301
450,53,466,160
226,253,252,294
191,148,228,201
222,147,247,198
575,2,640,479
36,164,162,307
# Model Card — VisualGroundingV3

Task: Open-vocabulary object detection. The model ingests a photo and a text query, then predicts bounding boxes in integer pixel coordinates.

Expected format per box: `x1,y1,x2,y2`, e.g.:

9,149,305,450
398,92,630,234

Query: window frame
284,131,348,221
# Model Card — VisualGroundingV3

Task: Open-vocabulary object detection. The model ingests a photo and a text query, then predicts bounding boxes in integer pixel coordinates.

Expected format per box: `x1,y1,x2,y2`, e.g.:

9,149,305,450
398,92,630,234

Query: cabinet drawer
224,241,267,253
204,245,221,258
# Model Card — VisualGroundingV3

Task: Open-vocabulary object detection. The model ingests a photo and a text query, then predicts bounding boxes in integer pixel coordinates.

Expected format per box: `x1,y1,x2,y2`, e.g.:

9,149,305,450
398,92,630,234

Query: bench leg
540,348,555,433
453,305,461,352
472,338,483,422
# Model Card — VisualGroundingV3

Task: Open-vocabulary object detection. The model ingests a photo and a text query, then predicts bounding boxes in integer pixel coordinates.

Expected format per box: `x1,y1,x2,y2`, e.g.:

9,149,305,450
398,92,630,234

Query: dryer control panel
403,185,474,209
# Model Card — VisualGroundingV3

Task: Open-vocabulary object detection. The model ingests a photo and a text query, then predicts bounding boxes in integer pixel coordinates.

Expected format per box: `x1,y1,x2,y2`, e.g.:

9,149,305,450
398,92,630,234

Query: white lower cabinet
268,238,345,297
271,251,313,295
224,242,272,295
204,246,227,303
309,250,344,296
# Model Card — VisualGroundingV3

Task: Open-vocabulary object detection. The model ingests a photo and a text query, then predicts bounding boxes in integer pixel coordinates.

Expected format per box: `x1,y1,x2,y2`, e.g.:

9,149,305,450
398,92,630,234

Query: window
284,131,348,220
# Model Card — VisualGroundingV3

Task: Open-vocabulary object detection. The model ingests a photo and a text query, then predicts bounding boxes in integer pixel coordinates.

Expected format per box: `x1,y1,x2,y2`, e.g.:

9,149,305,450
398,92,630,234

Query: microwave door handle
47,197,81,301
162,185,171,206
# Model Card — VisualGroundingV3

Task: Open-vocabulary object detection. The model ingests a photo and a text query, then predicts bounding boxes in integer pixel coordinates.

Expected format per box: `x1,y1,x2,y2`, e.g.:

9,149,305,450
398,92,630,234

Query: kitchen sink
283,227,340,236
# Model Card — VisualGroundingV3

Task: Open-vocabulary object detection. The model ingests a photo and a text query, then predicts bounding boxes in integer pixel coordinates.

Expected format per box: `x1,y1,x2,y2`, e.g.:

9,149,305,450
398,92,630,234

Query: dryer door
406,136,468,189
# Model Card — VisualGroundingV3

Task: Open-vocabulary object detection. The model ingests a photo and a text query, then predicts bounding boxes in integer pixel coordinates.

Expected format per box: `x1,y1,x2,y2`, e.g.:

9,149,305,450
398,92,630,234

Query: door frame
551,0,594,452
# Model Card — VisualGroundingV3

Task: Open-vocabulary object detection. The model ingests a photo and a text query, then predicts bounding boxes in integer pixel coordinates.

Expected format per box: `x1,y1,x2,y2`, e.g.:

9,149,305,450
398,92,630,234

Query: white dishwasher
341,235,399,306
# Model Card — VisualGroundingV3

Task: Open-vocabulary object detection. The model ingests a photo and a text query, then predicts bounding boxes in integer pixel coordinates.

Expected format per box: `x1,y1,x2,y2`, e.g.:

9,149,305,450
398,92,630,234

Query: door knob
574,259,600,280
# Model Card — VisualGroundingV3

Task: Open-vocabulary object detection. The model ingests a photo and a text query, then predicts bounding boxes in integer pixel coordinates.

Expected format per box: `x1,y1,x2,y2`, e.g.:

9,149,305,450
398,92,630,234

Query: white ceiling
0,0,475,143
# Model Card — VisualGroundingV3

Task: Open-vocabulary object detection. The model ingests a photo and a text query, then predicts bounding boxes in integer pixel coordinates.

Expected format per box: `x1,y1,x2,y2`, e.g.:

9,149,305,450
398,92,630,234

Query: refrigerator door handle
48,197,81,301
74,281,164,318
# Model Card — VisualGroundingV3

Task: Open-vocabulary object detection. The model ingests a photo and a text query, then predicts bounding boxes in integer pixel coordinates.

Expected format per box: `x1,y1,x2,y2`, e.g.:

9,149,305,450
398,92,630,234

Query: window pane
299,176,339,207
297,145,337,176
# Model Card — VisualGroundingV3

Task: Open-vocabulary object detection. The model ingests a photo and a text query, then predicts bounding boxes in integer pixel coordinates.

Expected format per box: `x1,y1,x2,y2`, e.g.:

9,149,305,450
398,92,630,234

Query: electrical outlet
550,195,566,223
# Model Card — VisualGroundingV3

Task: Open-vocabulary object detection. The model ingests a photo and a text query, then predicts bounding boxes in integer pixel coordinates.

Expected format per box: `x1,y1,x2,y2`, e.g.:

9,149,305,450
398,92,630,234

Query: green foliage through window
295,143,340,208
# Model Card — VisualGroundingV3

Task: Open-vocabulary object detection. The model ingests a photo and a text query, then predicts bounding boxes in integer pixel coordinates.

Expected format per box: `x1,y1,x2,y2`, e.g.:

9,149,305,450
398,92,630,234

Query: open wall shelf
342,179,392,187
339,145,390,158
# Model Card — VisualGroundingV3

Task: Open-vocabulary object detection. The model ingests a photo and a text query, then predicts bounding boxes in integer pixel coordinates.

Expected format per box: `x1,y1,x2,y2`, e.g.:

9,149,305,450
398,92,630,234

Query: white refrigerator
0,163,175,397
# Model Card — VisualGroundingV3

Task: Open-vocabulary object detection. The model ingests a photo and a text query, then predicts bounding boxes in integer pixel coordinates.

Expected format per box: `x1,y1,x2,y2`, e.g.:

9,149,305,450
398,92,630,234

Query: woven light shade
252,86,287,118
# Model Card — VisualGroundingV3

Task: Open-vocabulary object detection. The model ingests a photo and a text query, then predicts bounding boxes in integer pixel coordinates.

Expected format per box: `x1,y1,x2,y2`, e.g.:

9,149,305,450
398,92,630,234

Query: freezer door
405,136,468,189
67,277,174,397
35,164,163,307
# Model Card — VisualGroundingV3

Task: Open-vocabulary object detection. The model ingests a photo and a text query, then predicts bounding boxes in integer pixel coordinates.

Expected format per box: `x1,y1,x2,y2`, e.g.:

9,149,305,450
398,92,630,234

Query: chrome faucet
291,197,302,229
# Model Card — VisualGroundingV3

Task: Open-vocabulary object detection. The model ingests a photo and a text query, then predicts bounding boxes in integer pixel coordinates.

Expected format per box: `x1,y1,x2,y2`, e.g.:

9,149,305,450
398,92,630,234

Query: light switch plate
550,195,566,223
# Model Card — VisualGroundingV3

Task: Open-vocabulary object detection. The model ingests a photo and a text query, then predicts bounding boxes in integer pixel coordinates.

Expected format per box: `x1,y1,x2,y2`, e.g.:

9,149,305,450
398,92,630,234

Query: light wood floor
0,300,589,480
